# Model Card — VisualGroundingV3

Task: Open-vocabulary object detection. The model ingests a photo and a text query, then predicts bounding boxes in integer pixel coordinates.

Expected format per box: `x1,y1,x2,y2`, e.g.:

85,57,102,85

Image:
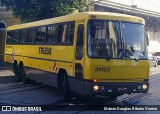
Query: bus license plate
118,87,127,91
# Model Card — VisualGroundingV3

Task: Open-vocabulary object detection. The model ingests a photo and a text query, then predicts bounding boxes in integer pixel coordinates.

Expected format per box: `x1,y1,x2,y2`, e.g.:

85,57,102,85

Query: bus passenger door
75,22,85,80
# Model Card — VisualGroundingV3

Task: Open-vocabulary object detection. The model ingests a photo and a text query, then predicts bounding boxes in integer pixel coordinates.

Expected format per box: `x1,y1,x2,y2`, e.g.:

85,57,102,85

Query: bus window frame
45,21,75,45
27,27,37,44
13,30,20,44
87,19,121,59
87,19,146,60
45,24,58,44
6,21,75,46
64,22,75,44
36,26,47,44
76,23,84,60
20,28,28,44
7,30,20,44
6,30,14,44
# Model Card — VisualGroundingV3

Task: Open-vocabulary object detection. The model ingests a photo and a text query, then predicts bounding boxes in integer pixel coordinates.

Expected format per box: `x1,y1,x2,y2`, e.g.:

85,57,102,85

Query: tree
0,0,88,22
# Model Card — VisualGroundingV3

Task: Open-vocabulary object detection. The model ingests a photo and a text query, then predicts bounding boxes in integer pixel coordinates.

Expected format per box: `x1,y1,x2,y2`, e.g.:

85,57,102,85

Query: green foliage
0,0,88,22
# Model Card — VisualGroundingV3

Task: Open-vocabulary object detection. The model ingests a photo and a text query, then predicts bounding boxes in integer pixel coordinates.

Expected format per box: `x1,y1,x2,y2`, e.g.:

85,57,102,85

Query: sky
107,0,160,13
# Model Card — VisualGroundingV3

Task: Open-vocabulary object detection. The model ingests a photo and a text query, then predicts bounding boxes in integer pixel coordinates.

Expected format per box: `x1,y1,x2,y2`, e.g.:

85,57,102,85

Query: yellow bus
5,12,149,100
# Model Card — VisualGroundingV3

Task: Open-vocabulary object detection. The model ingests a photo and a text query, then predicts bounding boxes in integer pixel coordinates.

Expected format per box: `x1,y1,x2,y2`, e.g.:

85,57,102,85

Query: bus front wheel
13,62,21,82
20,63,29,84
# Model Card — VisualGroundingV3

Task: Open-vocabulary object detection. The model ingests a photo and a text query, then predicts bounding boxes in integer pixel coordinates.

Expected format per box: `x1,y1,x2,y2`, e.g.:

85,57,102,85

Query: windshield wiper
124,43,139,62
121,38,138,62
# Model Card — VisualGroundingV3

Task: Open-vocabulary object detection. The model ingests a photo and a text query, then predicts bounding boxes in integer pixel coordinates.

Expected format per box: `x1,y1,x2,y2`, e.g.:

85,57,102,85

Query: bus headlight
142,84,148,90
93,85,99,91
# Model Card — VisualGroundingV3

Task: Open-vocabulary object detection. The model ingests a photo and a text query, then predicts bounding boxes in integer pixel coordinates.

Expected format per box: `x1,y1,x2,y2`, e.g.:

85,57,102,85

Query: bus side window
57,25,64,43
77,24,84,45
46,24,58,43
7,31,13,44
76,24,84,60
36,26,46,43
13,30,20,43
20,29,28,43
28,27,37,43
64,23,75,43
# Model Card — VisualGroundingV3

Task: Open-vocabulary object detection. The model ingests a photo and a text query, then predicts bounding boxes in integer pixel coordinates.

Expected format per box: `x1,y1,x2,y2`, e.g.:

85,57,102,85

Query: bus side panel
26,67,58,87
5,45,75,87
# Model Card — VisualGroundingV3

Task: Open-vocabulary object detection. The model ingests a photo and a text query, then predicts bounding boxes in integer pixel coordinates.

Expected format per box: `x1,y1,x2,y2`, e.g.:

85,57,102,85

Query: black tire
58,71,64,89
13,62,16,73
20,63,29,84
14,62,21,82
63,73,71,101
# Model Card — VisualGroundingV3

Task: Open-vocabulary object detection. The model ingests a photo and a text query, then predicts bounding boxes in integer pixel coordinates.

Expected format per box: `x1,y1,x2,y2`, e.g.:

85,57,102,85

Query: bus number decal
95,67,110,72
39,47,52,55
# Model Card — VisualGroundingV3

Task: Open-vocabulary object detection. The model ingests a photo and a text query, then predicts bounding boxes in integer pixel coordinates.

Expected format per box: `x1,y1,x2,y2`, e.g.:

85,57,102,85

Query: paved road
0,64,160,114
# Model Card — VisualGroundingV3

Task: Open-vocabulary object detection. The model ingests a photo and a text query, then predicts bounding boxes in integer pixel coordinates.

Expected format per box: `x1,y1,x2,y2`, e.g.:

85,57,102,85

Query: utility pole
89,0,95,12
88,0,103,12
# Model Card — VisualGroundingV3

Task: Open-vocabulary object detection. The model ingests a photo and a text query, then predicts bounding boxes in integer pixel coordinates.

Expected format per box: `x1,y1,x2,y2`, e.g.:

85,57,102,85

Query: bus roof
8,12,144,30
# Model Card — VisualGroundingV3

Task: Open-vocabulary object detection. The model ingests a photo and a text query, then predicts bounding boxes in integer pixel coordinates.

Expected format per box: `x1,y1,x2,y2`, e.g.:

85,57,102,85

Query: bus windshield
88,20,147,59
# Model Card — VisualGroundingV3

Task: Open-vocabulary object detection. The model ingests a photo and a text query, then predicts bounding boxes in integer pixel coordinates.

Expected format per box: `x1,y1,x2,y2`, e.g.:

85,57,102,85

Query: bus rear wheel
20,63,29,84
13,62,21,82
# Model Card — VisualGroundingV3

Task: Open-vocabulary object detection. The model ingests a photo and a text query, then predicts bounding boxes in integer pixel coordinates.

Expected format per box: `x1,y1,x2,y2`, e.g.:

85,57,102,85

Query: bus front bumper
69,78,149,96
91,82,149,96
